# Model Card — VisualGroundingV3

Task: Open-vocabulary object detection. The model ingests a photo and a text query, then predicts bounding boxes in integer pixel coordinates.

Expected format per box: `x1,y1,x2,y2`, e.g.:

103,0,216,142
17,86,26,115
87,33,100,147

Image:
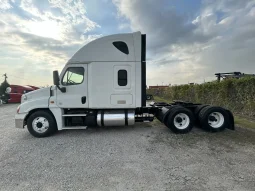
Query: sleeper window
118,70,127,86
113,41,129,55
62,67,84,86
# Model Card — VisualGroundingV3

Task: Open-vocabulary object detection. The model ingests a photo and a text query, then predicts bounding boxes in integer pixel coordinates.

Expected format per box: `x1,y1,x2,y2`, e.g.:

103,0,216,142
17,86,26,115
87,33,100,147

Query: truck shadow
53,123,221,138
55,123,153,137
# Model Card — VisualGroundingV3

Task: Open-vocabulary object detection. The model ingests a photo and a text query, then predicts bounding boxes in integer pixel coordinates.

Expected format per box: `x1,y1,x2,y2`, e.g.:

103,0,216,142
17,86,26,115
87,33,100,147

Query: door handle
81,96,86,104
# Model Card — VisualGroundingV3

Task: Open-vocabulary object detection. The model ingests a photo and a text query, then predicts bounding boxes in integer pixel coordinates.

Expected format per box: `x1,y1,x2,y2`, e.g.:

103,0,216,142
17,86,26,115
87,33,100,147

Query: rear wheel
27,110,57,138
194,104,209,125
194,105,209,118
199,106,229,132
166,106,195,134
162,105,177,126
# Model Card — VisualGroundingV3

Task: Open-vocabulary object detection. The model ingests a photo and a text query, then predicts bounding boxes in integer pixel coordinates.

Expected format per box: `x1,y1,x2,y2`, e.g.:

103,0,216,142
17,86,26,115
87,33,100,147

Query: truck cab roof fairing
67,32,142,64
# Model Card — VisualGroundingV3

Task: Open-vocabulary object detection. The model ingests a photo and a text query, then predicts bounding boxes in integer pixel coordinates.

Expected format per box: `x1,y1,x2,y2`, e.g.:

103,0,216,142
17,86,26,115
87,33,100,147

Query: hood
21,87,51,103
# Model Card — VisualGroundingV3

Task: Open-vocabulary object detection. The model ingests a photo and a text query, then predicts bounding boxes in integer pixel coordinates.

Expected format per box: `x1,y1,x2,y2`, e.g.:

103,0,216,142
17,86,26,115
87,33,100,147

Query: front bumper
15,113,28,129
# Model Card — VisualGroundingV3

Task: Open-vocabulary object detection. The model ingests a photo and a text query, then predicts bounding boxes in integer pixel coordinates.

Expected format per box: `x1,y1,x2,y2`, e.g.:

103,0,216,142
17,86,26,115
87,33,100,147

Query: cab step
62,126,87,130
62,114,87,117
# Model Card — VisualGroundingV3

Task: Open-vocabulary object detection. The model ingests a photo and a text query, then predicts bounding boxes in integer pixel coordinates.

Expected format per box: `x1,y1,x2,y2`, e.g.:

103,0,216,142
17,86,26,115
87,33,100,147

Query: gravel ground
1,104,255,191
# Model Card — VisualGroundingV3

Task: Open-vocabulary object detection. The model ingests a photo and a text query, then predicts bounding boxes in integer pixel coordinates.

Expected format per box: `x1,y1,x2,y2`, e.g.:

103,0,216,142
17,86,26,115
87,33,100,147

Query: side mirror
53,70,66,93
53,70,60,86
5,87,11,94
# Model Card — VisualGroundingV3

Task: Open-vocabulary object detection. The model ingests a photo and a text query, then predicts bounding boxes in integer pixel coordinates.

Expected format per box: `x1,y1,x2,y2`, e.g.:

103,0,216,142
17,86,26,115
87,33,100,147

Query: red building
149,85,169,89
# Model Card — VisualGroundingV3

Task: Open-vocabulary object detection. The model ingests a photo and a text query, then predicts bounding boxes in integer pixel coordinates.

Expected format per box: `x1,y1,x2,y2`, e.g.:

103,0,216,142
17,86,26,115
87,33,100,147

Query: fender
226,109,235,130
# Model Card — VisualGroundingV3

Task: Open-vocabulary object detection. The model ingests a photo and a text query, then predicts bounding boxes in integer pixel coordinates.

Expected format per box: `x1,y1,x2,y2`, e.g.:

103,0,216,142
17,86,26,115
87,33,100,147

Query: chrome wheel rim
173,113,190,130
32,117,49,133
208,112,224,128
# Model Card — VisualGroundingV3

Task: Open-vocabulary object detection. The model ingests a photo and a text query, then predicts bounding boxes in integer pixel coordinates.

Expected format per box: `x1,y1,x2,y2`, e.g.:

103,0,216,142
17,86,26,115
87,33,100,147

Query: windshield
62,67,84,86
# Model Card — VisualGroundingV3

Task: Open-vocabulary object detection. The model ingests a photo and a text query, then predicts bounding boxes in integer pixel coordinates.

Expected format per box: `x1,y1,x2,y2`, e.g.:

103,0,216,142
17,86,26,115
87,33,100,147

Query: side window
113,41,129,55
62,67,84,86
118,70,127,86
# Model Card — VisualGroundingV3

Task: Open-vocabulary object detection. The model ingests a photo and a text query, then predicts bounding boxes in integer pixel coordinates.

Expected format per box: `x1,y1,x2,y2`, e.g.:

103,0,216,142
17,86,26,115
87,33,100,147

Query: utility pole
3,73,7,82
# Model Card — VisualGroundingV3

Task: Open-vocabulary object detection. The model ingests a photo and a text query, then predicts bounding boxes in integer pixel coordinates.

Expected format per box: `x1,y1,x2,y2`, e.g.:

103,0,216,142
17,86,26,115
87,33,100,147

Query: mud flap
226,109,235,130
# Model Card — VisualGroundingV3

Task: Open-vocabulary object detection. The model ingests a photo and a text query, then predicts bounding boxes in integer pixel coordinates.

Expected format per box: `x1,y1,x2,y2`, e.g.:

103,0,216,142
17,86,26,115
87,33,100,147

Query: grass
153,96,170,103
234,115,255,129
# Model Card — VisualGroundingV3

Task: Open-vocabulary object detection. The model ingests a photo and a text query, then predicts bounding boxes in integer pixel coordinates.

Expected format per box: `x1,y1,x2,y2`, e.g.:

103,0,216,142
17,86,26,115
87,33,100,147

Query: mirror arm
56,85,66,93
53,70,66,93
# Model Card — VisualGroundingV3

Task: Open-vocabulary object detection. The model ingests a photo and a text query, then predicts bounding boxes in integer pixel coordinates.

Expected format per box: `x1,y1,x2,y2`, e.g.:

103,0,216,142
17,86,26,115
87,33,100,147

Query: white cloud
249,6,255,16
118,23,130,30
1,0,255,86
0,0,100,86
113,0,255,85
113,0,197,50
0,0,13,10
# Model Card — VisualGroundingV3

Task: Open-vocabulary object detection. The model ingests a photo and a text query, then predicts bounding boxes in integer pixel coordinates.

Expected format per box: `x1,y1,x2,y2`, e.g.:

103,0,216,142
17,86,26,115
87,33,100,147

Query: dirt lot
1,104,255,191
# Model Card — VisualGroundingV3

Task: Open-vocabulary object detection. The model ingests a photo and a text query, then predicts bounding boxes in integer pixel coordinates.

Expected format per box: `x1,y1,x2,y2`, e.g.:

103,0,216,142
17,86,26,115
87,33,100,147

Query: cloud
193,0,255,73
0,0,100,86
0,0,13,10
112,0,199,50
1,0,255,87
118,23,130,30
113,0,255,85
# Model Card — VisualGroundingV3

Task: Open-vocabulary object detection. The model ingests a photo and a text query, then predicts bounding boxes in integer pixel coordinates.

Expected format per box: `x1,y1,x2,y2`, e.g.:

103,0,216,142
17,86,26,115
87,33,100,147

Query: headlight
17,105,20,113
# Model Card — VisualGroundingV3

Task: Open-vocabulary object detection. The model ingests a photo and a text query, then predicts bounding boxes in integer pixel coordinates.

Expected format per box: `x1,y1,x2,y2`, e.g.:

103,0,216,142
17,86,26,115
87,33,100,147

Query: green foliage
235,115,255,129
147,77,255,118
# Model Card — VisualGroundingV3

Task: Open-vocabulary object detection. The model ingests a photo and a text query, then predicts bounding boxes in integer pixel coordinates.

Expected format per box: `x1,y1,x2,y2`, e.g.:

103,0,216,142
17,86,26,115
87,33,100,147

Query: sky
0,0,255,86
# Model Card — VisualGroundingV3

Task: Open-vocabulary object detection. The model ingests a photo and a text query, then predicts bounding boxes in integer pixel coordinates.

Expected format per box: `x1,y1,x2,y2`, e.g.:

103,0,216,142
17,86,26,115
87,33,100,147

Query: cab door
56,64,88,108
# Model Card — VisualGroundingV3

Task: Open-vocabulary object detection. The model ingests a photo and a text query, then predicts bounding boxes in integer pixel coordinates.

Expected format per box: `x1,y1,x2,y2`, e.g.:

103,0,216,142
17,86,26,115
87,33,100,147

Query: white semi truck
15,32,234,137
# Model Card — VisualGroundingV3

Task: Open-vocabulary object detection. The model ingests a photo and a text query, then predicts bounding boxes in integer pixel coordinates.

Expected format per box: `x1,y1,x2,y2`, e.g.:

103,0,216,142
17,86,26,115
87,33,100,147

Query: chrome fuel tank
97,110,135,126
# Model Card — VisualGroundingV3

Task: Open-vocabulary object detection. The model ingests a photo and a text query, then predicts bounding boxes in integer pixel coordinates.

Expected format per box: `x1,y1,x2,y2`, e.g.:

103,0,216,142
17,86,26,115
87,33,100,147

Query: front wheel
27,110,57,138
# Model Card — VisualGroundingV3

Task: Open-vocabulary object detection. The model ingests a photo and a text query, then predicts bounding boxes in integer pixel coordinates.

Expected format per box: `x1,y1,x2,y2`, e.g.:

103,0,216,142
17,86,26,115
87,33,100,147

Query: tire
194,104,209,124
162,105,179,126
146,94,153,100
198,106,229,132
27,110,57,138
166,106,195,134
194,105,209,118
